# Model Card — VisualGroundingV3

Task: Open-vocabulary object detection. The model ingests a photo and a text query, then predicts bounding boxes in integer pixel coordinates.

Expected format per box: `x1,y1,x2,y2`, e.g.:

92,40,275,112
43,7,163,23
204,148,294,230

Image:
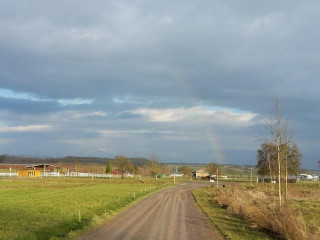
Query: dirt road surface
78,182,221,240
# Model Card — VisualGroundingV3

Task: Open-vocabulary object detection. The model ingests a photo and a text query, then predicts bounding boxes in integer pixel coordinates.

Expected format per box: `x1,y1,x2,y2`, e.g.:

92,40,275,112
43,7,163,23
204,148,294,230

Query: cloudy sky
0,0,319,169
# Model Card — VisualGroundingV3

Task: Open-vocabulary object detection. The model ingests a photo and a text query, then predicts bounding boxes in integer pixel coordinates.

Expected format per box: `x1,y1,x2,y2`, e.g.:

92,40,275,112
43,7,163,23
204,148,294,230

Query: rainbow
205,124,225,164
171,71,225,164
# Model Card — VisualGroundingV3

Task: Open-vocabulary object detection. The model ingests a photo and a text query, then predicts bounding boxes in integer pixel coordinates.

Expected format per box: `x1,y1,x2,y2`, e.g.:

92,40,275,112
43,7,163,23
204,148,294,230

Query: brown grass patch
214,184,318,240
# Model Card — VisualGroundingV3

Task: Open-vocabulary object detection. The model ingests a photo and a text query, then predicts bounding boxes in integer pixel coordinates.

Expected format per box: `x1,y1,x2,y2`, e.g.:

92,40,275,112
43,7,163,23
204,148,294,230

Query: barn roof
26,164,55,169
194,168,209,173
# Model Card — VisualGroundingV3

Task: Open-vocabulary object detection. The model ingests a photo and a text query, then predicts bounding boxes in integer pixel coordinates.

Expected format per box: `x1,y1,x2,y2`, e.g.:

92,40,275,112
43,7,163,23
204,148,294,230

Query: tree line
107,155,219,179
0,155,151,166
105,155,173,177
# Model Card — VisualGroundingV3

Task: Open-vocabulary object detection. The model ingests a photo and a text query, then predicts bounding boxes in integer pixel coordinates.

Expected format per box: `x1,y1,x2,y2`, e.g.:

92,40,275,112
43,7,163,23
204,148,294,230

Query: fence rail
0,172,129,179
0,173,18,177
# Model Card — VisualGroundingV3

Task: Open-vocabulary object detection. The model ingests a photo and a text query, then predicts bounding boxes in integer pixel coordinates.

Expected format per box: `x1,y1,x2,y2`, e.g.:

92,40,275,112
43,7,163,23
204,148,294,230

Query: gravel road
78,182,221,240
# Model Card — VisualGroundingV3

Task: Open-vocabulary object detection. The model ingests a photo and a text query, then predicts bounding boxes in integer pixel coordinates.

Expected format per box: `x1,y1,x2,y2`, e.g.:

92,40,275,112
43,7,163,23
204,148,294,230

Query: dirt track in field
78,182,221,240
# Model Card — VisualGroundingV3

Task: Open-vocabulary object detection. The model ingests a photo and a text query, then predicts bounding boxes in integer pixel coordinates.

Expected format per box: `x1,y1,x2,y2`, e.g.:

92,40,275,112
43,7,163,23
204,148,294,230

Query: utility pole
216,168,219,188
285,144,288,202
277,110,282,207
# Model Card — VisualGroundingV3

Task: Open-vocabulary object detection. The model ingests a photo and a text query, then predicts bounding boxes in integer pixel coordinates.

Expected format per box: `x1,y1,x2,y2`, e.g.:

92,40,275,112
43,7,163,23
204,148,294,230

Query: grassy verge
0,177,173,240
199,182,320,240
193,187,275,240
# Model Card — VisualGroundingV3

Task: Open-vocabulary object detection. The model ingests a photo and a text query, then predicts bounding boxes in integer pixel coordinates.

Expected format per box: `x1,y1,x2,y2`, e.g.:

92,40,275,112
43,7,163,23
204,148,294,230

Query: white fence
63,172,117,178
43,172,123,178
0,172,18,177
0,171,127,179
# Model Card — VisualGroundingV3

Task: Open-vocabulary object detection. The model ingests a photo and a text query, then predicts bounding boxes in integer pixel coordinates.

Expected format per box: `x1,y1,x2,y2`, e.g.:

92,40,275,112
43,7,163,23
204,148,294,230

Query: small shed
18,169,41,178
18,164,55,178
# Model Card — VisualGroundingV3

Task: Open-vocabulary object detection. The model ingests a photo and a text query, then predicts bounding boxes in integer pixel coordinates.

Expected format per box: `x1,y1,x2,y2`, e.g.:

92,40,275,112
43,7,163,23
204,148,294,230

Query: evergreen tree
105,161,111,174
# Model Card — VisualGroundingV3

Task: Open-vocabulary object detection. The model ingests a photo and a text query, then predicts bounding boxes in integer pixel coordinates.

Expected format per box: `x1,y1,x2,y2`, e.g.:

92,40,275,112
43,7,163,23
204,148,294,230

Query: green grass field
0,177,173,240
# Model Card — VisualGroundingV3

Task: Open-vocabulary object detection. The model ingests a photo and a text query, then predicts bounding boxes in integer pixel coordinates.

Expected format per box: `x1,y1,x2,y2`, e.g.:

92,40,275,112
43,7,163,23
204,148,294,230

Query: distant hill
0,155,151,166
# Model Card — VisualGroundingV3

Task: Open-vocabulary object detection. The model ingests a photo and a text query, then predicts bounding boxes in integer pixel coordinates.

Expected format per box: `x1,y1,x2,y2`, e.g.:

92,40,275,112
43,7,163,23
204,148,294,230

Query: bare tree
149,154,161,176
178,164,192,179
161,164,172,175
257,143,276,184
206,162,218,177
114,155,135,178
257,143,301,184
263,97,294,206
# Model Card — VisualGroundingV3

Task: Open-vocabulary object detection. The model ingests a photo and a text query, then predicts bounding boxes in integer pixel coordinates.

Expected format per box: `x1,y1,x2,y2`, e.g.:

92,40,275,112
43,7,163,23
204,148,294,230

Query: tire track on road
78,183,221,240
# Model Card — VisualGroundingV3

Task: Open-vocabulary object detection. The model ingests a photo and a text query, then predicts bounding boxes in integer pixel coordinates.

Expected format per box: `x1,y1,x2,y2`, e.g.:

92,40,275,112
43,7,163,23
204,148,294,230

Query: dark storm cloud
0,0,320,168
1,0,319,102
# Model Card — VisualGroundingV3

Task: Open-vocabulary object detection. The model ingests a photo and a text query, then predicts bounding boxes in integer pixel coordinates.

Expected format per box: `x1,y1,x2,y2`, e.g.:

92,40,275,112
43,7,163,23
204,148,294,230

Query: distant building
192,168,210,179
169,173,184,178
297,174,319,181
112,169,133,177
